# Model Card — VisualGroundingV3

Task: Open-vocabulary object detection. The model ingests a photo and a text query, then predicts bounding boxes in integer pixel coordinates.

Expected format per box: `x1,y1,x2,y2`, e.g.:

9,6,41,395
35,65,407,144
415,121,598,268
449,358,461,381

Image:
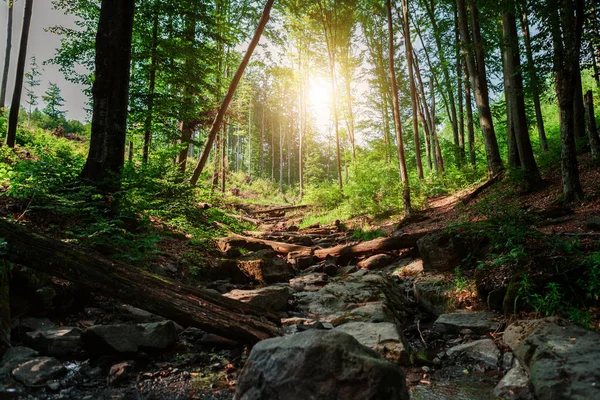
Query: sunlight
308,76,332,136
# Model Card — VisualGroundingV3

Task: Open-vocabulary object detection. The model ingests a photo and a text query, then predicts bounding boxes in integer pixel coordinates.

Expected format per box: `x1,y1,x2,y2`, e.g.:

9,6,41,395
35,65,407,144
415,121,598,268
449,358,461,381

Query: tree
6,0,33,148
456,0,503,176
80,0,135,187
0,0,13,109
42,82,65,126
24,55,41,126
387,0,411,215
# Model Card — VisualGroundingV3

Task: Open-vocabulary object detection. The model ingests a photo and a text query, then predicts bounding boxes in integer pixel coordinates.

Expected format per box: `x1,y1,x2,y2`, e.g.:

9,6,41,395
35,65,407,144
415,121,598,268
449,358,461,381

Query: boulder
224,286,293,312
234,330,409,400
433,311,501,335
119,305,165,323
334,322,410,365
25,327,83,357
12,357,66,387
217,237,271,257
493,360,533,400
413,274,455,316
107,361,136,386
236,250,295,284
289,273,328,292
417,231,467,272
503,317,600,400
0,346,38,378
446,338,501,367
17,317,56,332
358,254,394,270
287,251,314,271
82,320,178,354
333,302,397,325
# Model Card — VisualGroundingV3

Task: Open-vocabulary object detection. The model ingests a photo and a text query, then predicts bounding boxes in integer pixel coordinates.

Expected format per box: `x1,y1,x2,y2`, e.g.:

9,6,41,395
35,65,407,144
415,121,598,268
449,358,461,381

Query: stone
337,265,358,275
334,322,410,364
217,237,271,257
224,286,292,312
417,231,467,272
289,273,328,292
234,330,410,400
12,357,66,387
17,317,56,332
0,347,38,378
392,259,423,278
503,352,515,372
287,251,314,271
119,305,164,323
358,254,394,270
503,317,600,400
25,327,83,357
493,360,533,400
433,311,501,334
413,274,455,316
236,250,295,284
446,339,501,367
82,320,178,354
107,361,136,386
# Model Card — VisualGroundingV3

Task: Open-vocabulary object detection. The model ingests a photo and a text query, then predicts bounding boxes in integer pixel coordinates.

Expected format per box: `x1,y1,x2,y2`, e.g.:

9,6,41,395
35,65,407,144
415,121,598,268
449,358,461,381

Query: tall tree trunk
573,71,586,139
431,77,444,172
80,0,135,187
585,90,600,157
342,47,356,161
190,0,275,185
6,0,34,148
456,0,503,176
456,11,465,163
387,0,411,215
502,9,541,191
413,51,433,172
520,3,548,152
550,0,584,202
259,105,265,178
464,61,476,167
279,120,283,192
0,1,13,109
143,11,159,163
401,0,424,179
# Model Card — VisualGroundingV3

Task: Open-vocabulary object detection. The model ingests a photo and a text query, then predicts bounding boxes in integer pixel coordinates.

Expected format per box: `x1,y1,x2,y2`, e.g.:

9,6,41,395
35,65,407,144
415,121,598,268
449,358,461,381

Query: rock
433,311,501,334
82,320,178,354
337,265,358,275
493,360,532,400
392,259,423,278
413,274,455,315
25,327,83,357
107,361,136,386
287,251,314,271
334,322,410,364
322,255,338,276
340,302,397,324
119,305,164,323
446,339,501,367
234,330,410,400
585,218,600,231
217,237,271,257
236,250,295,284
12,357,66,387
35,286,57,309
503,317,600,400
200,333,240,349
224,286,292,312
17,317,56,332
417,231,467,272
289,273,328,292
358,254,394,270
503,352,514,372
0,347,38,377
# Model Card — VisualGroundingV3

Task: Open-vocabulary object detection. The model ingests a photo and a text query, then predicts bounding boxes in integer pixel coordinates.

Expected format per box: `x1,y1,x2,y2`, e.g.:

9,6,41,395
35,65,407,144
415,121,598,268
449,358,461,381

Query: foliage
42,82,66,129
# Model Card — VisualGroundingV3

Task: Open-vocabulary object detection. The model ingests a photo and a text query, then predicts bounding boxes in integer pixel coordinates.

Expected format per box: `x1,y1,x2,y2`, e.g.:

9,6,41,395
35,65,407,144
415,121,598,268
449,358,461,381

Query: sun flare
308,76,331,111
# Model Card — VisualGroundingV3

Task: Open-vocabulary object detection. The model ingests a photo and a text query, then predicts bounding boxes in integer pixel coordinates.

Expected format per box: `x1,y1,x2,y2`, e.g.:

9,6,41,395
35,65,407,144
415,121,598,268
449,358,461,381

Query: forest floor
2,153,600,399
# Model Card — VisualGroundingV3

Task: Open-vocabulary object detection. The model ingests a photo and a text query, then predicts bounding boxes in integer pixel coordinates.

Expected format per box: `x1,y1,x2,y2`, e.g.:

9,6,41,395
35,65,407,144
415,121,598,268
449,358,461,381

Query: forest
0,0,600,399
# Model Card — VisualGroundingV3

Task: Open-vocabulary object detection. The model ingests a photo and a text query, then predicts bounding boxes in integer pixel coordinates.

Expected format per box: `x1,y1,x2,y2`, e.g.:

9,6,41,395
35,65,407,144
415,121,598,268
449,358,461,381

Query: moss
503,272,524,315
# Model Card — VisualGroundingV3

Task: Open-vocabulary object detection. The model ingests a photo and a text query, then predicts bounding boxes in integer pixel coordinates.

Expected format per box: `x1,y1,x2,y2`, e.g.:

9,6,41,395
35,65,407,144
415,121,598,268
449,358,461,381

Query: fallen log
0,219,281,344
313,230,437,259
225,213,261,226
251,204,309,215
226,233,312,255
460,173,503,205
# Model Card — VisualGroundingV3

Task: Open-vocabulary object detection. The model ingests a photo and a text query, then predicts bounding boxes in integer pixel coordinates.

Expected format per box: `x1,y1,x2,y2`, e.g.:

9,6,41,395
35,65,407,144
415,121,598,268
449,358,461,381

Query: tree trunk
520,3,548,152
431,77,444,172
464,61,476,167
550,0,584,202
0,1,13,109
80,0,135,187
401,0,423,180
584,90,600,157
573,71,586,139
387,0,411,215
456,0,503,176
502,9,542,191
0,219,280,344
190,0,275,185
413,52,433,172
143,11,159,164
6,0,34,148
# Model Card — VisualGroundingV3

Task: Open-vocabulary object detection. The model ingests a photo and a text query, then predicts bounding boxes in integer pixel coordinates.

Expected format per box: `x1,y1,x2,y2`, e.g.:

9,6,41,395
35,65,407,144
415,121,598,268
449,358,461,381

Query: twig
16,194,35,222
417,319,427,347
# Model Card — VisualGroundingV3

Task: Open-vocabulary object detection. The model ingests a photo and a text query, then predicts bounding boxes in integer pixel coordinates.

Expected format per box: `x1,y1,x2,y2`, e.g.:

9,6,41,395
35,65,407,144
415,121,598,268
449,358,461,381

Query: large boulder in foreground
503,317,600,400
417,231,467,272
234,330,409,400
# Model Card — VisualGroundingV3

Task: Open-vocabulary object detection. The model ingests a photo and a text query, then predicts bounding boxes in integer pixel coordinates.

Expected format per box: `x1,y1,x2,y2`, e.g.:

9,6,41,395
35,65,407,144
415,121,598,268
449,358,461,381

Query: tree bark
573,71,586,139
456,0,503,176
142,11,159,164
0,1,13,109
502,9,541,190
387,0,411,215
584,90,600,157
520,3,548,152
80,0,135,187
464,61,476,166
0,219,280,343
431,77,444,172
190,0,275,185
413,52,433,172
6,0,34,148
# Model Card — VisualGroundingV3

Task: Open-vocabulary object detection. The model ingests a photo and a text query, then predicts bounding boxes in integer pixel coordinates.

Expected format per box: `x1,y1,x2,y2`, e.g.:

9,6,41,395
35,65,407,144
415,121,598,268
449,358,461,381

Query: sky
1,1,88,121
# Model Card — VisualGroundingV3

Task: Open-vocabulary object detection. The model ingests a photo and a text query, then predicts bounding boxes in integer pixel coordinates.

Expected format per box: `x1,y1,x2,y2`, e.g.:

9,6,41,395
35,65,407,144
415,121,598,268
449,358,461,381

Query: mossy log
0,219,281,344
